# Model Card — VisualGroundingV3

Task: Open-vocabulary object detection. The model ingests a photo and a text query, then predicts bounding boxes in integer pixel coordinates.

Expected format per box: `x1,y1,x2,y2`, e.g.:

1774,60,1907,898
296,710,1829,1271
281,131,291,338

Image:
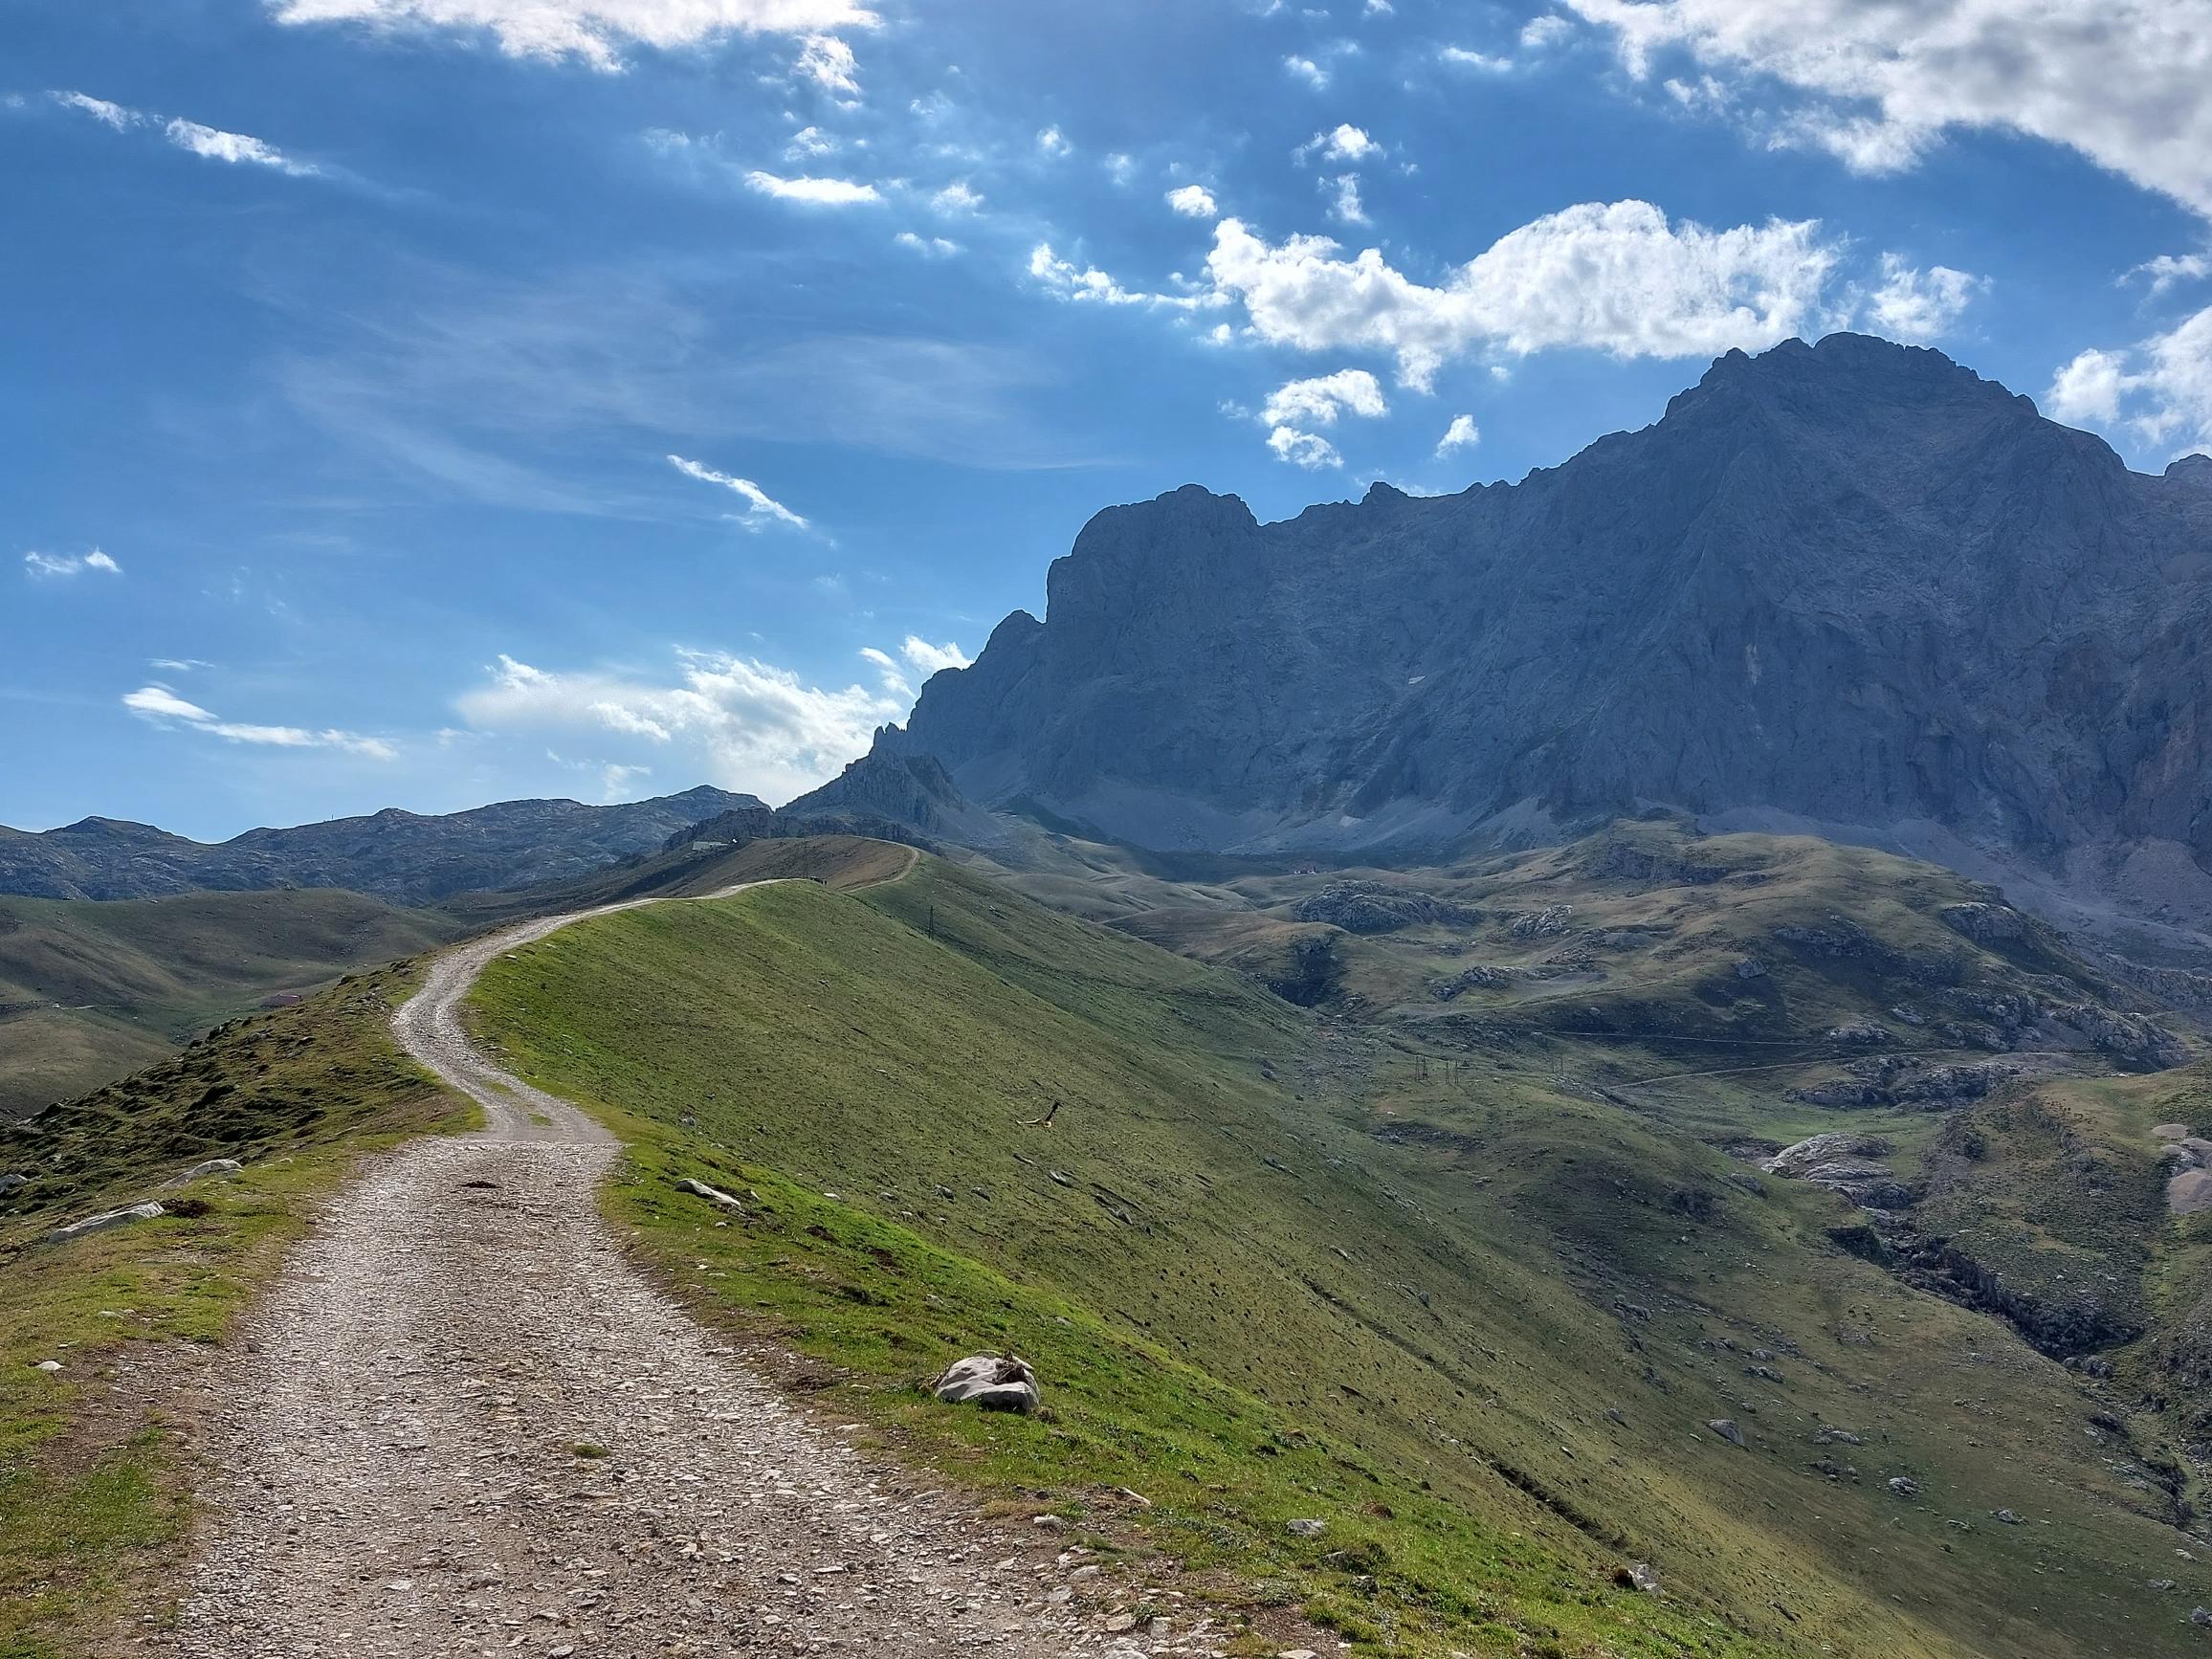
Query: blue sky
4,0,2210,841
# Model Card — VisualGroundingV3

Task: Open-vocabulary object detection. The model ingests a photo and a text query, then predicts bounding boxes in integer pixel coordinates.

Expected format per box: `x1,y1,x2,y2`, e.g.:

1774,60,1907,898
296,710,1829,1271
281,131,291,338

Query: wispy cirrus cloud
266,0,878,74
49,89,324,179
122,684,398,759
667,453,807,528
743,168,881,205
24,549,122,579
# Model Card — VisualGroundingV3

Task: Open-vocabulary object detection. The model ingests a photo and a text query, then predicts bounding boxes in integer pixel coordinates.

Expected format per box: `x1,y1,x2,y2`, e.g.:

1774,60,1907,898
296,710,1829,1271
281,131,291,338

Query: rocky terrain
823,334,2212,950
0,785,761,904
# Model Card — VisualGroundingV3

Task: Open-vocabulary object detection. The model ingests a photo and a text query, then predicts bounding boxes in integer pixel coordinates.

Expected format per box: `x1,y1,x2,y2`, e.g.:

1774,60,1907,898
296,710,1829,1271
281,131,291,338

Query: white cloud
1864,254,1985,342
1436,413,1481,454
1267,426,1342,468
1284,55,1329,88
23,549,122,579
1566,0,2212,216
1166,184,1218,218
794,33,859,98
667,453,807,529
2125,253,2211,297
268,0,878,73
50,90,140,129
1440,47,1514,72
1261,368,1387,427
1325,174,1367,224
899,635,970,674
1026,243,1224,311
743,168,879,205
1036,124,1073,158
1520,13,1573,48
896,231,961,257
2046,303,2212,455
784,123,837,159
1301,123,1380,164
1103,151,1137,186
1258,370,1385,471
930,179,983,213
1205,200,1840,388
164,118,320,176
458,649,898,806
122,684,397,759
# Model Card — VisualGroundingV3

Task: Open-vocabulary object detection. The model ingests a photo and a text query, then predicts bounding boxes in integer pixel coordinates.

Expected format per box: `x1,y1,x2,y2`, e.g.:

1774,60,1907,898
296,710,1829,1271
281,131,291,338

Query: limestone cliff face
871,335,2212,933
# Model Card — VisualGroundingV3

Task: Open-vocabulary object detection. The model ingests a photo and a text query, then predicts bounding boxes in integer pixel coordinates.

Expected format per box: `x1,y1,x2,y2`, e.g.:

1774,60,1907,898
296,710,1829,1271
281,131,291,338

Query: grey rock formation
852,334,2212,944
1291,879,1481,933
46,1200,165,1245
933,1354,1041,1414
0,786,762,903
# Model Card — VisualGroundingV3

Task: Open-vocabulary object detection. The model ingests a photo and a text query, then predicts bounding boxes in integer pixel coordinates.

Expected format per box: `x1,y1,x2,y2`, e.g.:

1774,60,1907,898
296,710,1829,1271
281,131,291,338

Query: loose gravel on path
162,885,1193,1658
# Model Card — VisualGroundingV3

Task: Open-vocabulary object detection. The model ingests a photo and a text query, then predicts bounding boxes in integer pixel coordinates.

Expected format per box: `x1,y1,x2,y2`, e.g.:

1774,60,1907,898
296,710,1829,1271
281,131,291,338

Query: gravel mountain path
164,883,1142,1659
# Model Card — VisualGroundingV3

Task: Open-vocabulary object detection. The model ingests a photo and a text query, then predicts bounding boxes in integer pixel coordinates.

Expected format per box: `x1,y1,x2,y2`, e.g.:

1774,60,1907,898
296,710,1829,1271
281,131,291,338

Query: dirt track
164,882,1139,1658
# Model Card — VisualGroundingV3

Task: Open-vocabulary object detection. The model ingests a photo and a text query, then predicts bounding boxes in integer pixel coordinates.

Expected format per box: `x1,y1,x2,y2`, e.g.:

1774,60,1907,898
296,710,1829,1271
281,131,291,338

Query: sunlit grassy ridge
469,854,2210,1658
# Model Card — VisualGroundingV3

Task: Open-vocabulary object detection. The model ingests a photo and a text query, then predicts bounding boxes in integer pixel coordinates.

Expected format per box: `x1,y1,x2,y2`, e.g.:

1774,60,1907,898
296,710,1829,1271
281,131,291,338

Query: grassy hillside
0,889,462,1118
468,853,2211,1659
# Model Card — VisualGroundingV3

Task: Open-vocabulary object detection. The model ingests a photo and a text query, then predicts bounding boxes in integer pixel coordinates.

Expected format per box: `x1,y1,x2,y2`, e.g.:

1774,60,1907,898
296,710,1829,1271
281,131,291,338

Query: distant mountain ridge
0,786,763,904
816,333,2212,947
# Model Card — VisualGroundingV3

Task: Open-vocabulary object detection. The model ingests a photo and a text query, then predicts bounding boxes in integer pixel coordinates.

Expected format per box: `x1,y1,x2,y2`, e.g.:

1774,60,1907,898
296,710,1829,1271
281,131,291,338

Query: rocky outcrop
1291,879,1481,933
1764,1134,1911,1208
0,786,763,903
850,334,2212,944
934,1354,1041,1414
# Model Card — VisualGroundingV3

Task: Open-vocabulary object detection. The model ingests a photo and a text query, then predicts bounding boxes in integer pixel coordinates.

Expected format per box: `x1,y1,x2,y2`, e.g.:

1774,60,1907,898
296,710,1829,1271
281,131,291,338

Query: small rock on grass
1286,1517,1326,1537
45,1202,165,1246
1706,1418,1746,1448
671,1176,743,1212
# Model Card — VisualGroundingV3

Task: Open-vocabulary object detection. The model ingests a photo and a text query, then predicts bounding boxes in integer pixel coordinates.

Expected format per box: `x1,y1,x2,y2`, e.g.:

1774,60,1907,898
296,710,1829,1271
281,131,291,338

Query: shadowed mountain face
849,334,2212,942
0,786,763,904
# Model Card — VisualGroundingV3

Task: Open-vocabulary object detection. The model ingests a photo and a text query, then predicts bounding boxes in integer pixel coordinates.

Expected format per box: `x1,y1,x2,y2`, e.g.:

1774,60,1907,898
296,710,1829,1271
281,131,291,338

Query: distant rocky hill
841,334,2212,948
0,786,763,904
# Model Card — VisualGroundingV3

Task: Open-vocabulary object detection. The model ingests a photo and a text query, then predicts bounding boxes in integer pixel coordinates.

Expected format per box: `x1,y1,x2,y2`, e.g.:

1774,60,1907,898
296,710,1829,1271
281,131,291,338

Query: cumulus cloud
2125,254,2212,297
1267,426,1342,469
1863,255,1985,342
1261,369,1387,428
2046,304,2212,455
458,650,897,805
1436,413,1481,454
1205,199,1839,388
743,168,879,205
1325,174,1367,225
1259,369,1386,470
1520,13,1573,48
667,453,807,528
930,179,983,213
784,123,836,159
267,0,877,72
899,635,970,675
23,549,122,579
794,33,859,97
50,90,140,128
1300,123,1379,165
1566,0,2212,216
122,684,397,759
1027,244,1224,311
1166,184,1218,218
896,231,961,257
165,118,320,175
1283,55,1329,88
1440,47,1515,72
1036,124,1073,158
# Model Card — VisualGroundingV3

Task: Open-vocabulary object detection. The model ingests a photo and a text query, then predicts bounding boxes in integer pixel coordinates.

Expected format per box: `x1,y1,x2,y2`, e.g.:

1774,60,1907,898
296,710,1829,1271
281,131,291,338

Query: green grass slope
468,855,2210,1659
0,889,462,1118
